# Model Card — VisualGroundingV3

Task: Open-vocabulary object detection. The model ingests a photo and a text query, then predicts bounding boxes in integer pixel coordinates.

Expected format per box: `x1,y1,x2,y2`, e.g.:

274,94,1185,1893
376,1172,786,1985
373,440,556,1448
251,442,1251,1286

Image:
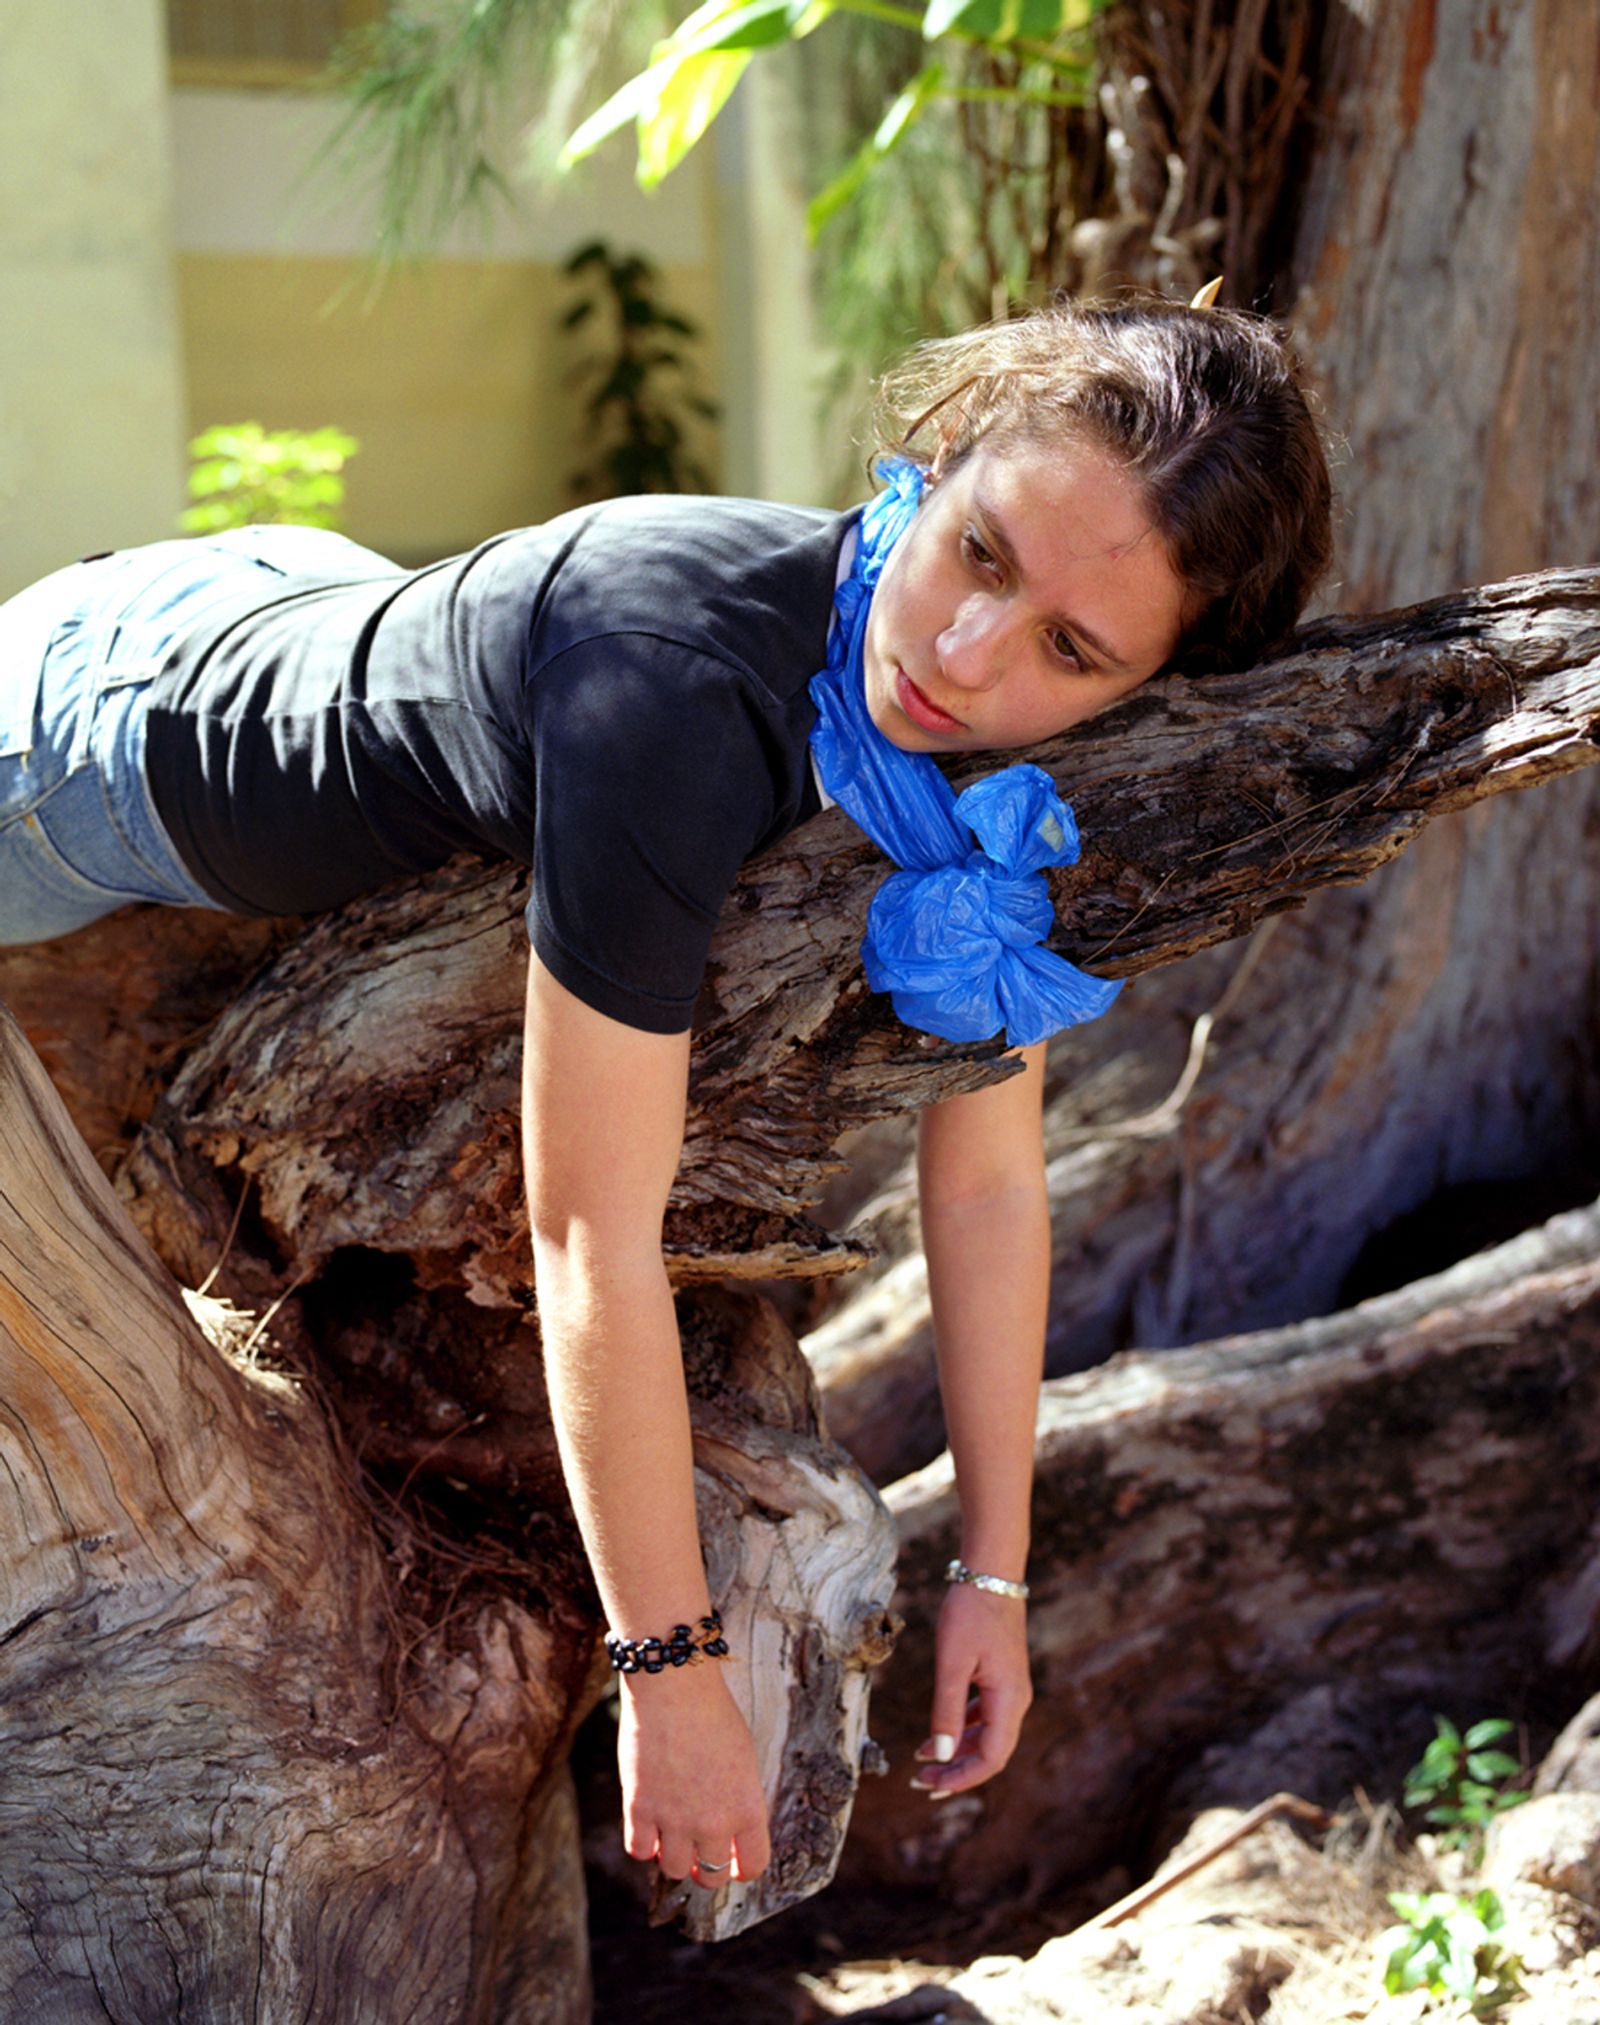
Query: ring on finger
696,1857,731,1874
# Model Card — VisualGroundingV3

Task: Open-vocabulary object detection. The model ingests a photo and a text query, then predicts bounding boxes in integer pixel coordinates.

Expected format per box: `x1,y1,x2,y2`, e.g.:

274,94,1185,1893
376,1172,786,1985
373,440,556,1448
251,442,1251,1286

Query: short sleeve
524,635,786,1032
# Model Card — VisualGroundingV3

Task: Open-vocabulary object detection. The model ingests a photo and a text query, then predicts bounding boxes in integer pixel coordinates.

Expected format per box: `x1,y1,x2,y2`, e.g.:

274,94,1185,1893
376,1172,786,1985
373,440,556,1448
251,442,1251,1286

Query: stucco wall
0,0,187,597
170,85,725,562
176,250,722,564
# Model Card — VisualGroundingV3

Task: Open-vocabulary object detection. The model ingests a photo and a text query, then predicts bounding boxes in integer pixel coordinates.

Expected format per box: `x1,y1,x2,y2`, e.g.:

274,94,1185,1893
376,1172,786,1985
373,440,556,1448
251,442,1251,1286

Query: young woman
0,295,1332,1890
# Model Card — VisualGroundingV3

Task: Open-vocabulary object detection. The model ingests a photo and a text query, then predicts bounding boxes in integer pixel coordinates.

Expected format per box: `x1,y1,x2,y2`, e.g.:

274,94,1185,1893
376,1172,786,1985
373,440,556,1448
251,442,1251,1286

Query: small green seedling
182,424,360,534
1403,1716,1528,1851
1380,1888,1525,2015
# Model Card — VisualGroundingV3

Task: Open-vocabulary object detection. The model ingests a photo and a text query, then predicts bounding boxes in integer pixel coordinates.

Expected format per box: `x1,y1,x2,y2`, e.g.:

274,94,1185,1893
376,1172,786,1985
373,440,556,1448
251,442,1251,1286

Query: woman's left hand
912,1579,1033,1797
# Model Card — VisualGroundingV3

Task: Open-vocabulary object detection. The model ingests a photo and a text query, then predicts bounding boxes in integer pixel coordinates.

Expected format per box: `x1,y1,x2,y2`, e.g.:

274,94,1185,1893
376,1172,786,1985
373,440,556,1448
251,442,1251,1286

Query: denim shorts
0,525,390,946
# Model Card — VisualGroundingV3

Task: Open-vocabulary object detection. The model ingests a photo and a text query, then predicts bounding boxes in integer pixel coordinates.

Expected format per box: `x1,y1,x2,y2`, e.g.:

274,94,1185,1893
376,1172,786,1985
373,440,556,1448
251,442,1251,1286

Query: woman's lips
895,667,966,734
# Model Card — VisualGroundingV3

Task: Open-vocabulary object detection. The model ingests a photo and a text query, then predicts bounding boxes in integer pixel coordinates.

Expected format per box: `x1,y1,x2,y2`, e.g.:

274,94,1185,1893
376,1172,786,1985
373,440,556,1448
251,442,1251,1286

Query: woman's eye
961,528,999,575
1049,628,1084,669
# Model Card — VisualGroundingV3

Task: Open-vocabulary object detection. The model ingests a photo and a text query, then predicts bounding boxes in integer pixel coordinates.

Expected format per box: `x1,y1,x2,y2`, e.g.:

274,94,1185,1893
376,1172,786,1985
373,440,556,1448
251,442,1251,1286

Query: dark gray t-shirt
143,495,852,1031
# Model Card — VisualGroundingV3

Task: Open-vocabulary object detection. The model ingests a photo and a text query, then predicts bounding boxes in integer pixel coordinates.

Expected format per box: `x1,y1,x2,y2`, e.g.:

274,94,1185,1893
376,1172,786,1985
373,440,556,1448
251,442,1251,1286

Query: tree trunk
92,568,1600,1340
1291,0,1600,611
0,993,899,2005
2,561,1596,2005
0,1001,591,2022
802,0,1600,1916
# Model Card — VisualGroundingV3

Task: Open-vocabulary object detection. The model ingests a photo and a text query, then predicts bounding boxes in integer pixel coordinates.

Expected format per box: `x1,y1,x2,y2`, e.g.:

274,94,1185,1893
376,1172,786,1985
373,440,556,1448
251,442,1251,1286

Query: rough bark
811,759,1600,1483
0,1002,899,1999
86,566,1600,1334
2,3,1595,2011
655,1291,900,1942
1291,0,1600,613
0,1002,592,2023
2,584,1597,2003
841,1193,1600,1899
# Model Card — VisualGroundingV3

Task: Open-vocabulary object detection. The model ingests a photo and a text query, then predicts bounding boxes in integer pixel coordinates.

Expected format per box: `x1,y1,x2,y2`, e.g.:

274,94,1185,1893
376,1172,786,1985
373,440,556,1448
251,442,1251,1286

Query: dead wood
76,565,1600,1320
0,1013,898,1999
2,567,1596,1965
840,1193,1600,1900
2,572,1598,1987
652,1286,901,1944
1080,1793,1331,1931
0,1001,593,2022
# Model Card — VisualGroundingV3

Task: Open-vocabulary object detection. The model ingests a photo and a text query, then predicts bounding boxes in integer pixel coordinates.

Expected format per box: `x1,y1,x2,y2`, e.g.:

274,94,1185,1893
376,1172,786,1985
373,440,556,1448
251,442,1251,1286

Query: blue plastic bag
808,461,1122,1047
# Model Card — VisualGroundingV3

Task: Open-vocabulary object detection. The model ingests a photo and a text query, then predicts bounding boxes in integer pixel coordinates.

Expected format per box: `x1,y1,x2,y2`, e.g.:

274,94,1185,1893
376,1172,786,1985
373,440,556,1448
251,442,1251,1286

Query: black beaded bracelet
605,1609,730,1675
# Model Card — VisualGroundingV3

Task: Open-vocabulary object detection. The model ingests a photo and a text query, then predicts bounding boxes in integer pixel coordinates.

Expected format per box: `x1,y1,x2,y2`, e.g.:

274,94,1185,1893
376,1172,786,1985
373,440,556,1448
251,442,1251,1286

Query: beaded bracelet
605,1609,731,1675
945,1558,1030,1601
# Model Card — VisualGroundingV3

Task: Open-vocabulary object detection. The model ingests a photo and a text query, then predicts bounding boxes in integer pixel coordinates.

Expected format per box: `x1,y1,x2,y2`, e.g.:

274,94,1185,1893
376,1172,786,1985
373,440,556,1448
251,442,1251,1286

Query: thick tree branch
1047,567,1600,974
112,567,1600,1297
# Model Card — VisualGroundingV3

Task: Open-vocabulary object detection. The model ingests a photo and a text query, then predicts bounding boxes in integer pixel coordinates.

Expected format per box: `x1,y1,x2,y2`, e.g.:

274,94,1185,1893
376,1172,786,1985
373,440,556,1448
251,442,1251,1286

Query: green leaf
1465,1750,1521,1783
1410,1732,1461,1789
562,240,610,274
659,0,808,56
921,0,1081,40
1442,1907,1491,1950
1440,1955,1479,2001
653,0,838,59
637,48,752,186
875,61,942,147
805,145,876,240
1464,1718,1516,1750
559,61,671,169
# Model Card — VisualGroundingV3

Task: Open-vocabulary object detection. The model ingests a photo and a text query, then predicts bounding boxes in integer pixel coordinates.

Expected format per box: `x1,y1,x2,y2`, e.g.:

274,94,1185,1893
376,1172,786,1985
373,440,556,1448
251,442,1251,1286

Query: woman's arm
522,951,770,1881
911,1041,1049,1796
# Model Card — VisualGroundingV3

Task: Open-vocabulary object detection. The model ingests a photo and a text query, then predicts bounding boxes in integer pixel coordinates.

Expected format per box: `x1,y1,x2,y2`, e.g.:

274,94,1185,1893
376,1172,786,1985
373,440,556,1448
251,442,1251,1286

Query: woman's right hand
617,1664,771,1883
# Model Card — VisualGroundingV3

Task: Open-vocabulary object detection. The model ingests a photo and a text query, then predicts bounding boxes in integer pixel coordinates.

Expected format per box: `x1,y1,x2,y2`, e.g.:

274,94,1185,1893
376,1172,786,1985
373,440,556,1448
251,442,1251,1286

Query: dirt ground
575,1706,1600,2025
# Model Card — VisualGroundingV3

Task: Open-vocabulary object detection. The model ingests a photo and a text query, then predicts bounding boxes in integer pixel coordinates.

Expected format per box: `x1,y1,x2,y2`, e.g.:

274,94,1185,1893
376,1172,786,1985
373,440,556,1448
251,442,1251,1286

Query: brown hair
873,297,1333,673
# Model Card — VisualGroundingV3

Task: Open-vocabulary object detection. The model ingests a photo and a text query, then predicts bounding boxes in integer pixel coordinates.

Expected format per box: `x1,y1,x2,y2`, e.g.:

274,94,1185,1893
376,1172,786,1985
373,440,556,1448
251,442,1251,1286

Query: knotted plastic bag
808,460,1122,1048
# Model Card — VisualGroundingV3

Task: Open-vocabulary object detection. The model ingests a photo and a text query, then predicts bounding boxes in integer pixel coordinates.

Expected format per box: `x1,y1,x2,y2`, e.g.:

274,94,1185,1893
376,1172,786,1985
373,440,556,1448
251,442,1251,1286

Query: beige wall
171,83,725,562
713,64,830,509
177,252,723,565
0,30,816,597
0,0,187,597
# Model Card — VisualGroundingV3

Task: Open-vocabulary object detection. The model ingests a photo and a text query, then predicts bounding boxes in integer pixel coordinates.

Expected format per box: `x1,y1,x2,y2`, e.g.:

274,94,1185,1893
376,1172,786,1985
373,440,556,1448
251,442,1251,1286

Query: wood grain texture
661,1288,900,1943
814,0,1600,1486
0,1005,594,2023
0,1001,899,1989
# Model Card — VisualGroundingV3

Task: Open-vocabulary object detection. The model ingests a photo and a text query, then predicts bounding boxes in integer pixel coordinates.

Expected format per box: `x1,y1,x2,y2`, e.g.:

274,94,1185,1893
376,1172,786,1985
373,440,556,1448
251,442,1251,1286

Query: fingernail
931,1733,956,1763
928,1788,958,1802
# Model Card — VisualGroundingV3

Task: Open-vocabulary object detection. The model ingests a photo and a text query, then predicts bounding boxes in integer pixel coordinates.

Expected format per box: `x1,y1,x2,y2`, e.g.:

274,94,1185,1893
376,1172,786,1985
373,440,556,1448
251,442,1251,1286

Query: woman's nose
936,602,1010,692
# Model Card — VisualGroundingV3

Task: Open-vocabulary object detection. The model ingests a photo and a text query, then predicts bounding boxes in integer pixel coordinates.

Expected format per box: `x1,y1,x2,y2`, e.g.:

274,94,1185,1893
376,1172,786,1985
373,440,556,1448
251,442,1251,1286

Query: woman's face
862,430,1187,754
